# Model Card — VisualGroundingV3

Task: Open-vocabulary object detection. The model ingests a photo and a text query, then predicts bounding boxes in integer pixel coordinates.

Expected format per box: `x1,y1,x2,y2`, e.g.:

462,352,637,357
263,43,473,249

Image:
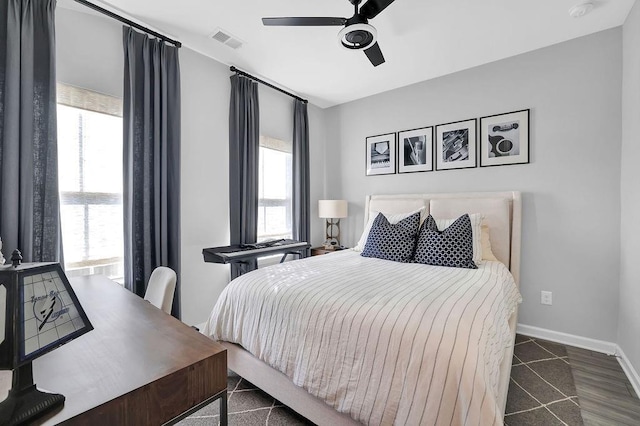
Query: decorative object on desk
435,118,477,171
480,109,530,167
0,261,94,425
318,200,348,249
398,126,434,174
10,250,22,268
366,133,396,175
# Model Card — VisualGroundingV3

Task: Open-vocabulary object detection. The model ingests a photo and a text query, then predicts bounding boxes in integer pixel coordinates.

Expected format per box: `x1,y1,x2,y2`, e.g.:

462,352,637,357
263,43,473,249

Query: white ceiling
60,0,635,108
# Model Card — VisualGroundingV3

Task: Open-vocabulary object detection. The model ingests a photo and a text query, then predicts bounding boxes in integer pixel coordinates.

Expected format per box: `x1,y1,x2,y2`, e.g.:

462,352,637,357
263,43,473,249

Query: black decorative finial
11,249,22,268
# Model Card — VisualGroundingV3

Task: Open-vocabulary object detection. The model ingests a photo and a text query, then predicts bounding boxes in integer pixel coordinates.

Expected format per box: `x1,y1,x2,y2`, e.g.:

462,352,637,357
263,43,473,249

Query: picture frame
435,118,477,171
398,127,433,174
479,109,530,167
366,133,396,176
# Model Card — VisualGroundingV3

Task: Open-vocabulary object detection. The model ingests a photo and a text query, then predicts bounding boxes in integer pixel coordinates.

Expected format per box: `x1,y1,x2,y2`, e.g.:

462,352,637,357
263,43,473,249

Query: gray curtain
0,0,62,263
292,99,310,255
123,27,181,318
229,74,259,280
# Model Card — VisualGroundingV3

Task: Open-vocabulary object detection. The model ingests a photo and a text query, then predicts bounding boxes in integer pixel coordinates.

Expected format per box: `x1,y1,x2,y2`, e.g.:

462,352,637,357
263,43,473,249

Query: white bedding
204,250,521,425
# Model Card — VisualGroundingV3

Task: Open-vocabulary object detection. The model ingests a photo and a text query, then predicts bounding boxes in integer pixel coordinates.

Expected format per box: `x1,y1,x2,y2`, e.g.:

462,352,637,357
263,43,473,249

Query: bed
203,191,522,425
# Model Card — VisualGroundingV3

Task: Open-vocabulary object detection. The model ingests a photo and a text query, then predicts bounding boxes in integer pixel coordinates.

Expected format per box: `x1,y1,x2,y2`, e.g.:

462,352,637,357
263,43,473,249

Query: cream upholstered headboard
364,191,522,287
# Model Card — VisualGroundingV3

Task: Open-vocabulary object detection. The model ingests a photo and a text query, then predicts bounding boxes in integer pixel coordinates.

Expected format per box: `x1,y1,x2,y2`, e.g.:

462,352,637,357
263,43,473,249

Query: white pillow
434,214,483,263
481,224,498,261
354,207,425,252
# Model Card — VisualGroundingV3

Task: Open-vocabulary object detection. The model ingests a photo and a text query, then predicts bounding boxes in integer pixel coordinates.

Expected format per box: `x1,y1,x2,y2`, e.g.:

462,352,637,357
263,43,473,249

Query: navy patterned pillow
361,212,420,263
413,214,478,269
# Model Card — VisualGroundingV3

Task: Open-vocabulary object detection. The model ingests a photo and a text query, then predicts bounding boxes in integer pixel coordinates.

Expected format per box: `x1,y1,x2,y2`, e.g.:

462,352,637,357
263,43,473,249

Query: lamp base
322,241,337,250
0,384,65,426
325,218,341,248
0,363,65,426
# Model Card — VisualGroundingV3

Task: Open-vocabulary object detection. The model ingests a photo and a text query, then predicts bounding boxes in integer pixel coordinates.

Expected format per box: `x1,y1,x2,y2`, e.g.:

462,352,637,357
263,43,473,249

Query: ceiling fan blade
364,42,385,66
262,17,347,26
360,0,396,19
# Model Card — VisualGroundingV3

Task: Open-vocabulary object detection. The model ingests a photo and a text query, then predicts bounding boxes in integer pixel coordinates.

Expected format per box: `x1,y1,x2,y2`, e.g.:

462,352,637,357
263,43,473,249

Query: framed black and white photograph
398,127,433,174
480,109,530,167
366,133,396,176
435,118,477,171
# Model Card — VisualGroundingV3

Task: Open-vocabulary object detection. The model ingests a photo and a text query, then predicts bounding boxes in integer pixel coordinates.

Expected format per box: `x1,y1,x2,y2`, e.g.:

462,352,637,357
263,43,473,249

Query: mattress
204,250,521,425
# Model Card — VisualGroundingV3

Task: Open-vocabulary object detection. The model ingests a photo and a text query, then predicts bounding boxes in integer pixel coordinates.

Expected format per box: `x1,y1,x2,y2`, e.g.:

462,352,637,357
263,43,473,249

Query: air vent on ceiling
210,28,243,50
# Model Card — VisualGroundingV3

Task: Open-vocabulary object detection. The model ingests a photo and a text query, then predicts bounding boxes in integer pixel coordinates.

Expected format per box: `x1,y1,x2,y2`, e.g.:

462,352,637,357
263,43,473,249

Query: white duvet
204,250,521,425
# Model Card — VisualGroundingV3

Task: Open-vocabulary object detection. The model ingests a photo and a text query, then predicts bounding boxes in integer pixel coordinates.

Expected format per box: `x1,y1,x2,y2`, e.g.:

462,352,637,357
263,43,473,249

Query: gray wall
620,1,640,374
57,7,123,97
55,7,327,326
324,29,623,342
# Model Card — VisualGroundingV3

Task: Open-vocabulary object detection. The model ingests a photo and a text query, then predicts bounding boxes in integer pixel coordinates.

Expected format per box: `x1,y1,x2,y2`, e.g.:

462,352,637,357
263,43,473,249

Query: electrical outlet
541,291,553,305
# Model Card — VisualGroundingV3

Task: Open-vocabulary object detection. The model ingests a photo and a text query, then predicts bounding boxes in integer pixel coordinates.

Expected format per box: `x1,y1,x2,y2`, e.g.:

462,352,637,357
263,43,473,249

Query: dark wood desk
0,275,227,425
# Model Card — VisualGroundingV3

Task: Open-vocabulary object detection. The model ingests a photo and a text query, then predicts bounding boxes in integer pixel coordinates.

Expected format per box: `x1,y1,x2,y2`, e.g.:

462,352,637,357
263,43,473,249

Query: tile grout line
515,356,570,366
504,395,577,417
226,376,243,404
265,398,276,426
509,377,570,426
188,405,286,420
514,352,580,408
531,339,566,359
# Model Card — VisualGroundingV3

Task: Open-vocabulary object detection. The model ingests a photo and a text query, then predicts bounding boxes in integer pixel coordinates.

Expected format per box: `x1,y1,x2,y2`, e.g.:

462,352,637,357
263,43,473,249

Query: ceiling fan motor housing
338,23,377,50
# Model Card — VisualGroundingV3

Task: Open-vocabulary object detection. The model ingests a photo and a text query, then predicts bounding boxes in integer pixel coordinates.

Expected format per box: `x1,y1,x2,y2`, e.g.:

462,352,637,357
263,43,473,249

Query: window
258,136,292,241
56,84,124,281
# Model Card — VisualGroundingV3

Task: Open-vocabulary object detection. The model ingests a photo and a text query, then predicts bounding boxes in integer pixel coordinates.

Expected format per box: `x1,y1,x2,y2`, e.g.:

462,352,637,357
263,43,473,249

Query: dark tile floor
505,335,583,425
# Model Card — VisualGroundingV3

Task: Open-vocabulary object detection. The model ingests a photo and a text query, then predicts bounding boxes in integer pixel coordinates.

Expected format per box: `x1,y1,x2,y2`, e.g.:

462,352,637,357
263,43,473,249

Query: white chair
144,266,177,314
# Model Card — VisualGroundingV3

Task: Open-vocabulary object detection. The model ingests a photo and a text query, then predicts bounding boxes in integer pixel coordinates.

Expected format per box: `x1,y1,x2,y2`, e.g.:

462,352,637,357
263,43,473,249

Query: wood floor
567,346,640,425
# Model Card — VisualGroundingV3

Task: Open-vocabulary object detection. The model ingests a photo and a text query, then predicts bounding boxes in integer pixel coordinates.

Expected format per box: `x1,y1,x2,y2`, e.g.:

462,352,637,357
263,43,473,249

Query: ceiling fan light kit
262,0,395,67
569,2,594,18
338,23,377,50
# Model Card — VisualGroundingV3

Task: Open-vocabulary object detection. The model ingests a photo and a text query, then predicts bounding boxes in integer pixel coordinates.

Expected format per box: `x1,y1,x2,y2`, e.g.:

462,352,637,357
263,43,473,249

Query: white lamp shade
318,200,348,219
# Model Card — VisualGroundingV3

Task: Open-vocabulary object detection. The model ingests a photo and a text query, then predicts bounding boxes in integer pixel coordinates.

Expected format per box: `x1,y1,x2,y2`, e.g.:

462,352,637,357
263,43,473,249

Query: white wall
620,0,640,375
55,7,327,326
324,29,623,343
56,7,123,97
178,48,231,326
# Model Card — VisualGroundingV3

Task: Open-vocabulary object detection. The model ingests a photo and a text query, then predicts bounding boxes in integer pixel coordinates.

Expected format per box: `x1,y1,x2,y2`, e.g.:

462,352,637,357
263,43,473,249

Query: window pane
81,113,122,193
87,205,124,260
57,105,81,192
258,139,292,241
262,149,289,200
57,86,124,282
59,205,85,261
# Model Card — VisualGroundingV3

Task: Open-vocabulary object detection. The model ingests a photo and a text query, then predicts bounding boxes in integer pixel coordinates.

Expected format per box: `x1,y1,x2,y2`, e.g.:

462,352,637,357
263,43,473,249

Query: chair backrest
144,266,177,314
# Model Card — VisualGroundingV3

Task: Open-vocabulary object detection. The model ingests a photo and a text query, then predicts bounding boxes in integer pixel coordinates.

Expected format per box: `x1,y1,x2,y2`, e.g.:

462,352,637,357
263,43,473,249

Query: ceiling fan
262,0,396,67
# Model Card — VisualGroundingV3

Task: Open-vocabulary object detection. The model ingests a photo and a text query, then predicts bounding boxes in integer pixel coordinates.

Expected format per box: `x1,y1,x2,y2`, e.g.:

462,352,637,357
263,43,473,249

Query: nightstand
310,247,347,256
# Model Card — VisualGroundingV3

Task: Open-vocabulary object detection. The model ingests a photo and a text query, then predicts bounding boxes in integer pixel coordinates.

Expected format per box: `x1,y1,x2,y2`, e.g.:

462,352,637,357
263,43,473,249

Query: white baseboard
616,345,640,399
516,323,640,398
516,324,617,354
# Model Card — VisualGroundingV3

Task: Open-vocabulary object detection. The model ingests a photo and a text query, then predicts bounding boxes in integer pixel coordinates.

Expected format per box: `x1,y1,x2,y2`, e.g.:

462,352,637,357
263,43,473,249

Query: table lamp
0,252,93,425
318,200,348,249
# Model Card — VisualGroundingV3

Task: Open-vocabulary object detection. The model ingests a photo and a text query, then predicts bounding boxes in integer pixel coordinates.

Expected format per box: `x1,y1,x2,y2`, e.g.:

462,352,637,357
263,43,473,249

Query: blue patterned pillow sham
361,212,420,263
413,214,477,269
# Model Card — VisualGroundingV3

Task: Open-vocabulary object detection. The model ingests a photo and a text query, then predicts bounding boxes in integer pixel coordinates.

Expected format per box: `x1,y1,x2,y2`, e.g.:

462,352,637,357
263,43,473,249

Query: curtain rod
230,66,307,104
73,0,182,48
